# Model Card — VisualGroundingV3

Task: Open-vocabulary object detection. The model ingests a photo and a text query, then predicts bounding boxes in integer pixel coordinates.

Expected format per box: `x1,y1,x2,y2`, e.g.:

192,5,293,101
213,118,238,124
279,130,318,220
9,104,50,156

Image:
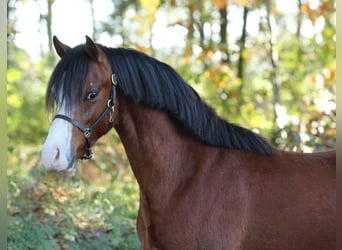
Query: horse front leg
137,190,160,250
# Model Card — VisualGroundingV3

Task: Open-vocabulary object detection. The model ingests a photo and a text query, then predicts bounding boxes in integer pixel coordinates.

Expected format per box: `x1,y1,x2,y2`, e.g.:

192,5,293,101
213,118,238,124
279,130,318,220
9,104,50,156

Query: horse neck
115,96,203,196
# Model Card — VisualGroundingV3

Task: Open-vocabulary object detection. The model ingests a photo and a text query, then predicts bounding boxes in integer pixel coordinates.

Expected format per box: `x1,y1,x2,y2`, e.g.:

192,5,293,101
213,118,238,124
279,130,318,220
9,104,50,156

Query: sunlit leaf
7,68,21,83
214,0,227,9
7,94,23,109
140,0,160,13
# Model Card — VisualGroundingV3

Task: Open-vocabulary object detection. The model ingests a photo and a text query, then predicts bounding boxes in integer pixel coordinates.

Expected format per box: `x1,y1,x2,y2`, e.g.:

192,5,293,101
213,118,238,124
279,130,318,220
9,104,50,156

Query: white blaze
41,103,73,171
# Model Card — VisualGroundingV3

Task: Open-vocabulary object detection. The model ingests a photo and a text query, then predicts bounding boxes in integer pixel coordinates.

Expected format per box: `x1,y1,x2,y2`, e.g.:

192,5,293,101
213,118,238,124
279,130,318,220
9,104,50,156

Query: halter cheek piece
54,74,118,164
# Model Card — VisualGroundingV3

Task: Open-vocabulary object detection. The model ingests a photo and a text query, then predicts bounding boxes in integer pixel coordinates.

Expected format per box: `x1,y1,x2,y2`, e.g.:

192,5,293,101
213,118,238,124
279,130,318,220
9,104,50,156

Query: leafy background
7,0,335,249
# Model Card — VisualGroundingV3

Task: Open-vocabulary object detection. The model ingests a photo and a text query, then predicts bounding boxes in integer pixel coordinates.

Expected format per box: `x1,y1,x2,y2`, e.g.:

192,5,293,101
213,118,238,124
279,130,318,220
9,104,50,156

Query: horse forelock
46,45,90,115
102,47,275,155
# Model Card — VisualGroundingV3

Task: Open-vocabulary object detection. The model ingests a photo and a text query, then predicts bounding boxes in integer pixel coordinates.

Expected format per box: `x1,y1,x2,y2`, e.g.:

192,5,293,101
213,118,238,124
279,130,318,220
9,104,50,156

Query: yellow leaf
300,2,310,13
325,128,336,136
140,0,160,14
214,0,227,9
7,68,21,83
7,94,23,109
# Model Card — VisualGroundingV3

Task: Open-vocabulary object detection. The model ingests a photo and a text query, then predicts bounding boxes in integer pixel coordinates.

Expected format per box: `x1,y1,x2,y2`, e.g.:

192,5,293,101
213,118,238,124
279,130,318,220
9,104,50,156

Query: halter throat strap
54,73,118,162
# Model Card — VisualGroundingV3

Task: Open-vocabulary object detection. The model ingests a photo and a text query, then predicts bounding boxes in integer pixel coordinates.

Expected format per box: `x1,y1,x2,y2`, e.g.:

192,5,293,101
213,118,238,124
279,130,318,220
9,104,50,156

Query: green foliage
7,45,51,146
7,144,141,250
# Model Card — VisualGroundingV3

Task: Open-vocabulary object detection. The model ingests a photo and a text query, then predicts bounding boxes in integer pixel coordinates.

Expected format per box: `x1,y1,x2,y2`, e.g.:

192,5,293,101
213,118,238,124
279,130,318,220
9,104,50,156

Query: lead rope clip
109,109,113,123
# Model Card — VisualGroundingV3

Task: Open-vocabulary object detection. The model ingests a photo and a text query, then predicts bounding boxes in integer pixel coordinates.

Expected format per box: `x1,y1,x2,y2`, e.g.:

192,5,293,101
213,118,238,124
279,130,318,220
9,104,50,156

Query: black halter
54,73,118,162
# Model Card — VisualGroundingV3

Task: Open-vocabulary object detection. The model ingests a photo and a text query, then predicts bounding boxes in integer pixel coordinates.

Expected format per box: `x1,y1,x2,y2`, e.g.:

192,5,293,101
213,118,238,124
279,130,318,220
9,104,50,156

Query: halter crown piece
54,73,118,166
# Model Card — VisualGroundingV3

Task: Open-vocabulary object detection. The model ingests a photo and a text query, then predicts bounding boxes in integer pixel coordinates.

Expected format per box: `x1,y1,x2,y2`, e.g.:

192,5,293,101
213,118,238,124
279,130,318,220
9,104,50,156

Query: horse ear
85,35,100,62
53,36,70,58
85,35,107,63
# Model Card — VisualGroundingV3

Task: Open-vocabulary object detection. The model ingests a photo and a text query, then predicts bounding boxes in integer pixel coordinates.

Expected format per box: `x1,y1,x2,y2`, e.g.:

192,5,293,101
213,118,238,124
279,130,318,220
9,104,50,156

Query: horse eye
86,91,98,101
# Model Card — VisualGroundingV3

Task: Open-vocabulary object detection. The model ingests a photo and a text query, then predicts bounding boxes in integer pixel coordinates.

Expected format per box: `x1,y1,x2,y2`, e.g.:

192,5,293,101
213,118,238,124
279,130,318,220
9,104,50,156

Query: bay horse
41,36,336,250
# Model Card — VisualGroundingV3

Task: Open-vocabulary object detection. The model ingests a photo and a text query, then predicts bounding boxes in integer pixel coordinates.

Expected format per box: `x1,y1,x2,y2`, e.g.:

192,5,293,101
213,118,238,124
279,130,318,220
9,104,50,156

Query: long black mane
46,44,275,155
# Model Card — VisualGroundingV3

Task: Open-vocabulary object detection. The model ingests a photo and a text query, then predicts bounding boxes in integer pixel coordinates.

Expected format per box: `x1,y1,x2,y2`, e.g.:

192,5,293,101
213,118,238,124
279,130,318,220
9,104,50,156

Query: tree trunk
39,0,55,65
296,0,303,63
237,6,248,84
266,0,280,128
46,0,53,53
184,3,195,61
88,0,97,40
7,0,17,37
219,6,230,64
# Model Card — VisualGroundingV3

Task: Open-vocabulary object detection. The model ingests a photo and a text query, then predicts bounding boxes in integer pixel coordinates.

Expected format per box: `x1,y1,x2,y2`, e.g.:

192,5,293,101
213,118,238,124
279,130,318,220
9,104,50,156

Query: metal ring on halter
107,99,114,108
112,73,118,86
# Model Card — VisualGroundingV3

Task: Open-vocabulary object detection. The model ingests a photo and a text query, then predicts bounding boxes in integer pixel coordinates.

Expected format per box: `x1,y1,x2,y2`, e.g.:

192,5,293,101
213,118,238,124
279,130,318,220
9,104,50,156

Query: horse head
41,36,117,171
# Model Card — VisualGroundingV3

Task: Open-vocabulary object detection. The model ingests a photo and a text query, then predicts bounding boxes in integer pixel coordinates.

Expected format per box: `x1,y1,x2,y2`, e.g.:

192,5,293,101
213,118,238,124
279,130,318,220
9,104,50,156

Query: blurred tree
237,6,248,83
7,0,17,38
7,0,335,151
7,43,51,146
37,0,56,65
95,0,335,152
7,0,52,146
216,0,230,64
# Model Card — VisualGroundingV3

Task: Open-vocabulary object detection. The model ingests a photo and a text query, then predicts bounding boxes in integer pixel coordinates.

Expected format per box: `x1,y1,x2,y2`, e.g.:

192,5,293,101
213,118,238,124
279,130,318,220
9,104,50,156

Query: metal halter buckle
84,129,92,138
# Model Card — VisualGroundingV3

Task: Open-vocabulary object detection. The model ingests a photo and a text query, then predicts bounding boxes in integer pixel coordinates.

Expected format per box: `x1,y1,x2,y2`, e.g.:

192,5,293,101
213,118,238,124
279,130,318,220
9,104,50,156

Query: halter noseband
54,74,118,164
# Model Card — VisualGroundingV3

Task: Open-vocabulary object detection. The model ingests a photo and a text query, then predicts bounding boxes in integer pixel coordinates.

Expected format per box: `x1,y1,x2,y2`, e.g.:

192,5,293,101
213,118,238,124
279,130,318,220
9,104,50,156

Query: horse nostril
55,148,60,161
